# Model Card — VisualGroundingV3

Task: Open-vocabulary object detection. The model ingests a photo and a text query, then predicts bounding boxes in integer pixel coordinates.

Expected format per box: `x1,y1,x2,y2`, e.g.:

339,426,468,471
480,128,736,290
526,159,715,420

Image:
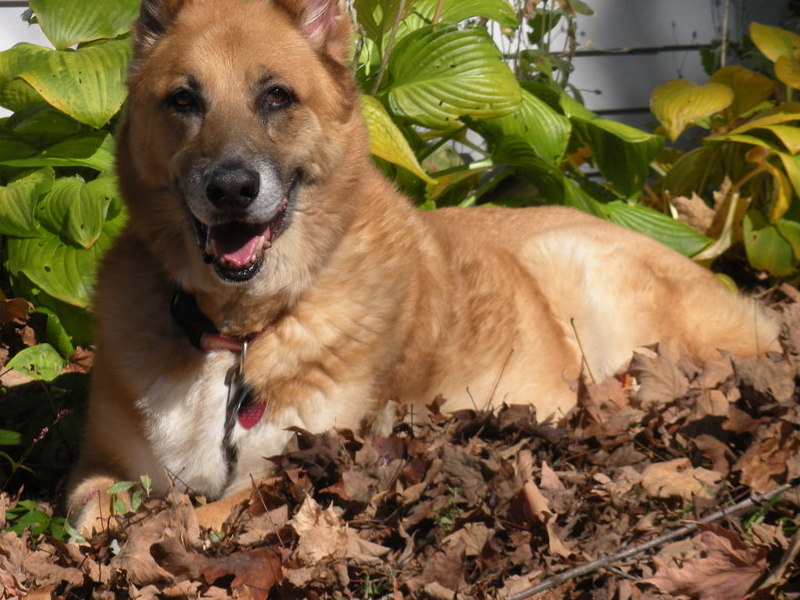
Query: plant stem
431,0,446,24
459,168,513,207
370,0,406,96
429,157,494,179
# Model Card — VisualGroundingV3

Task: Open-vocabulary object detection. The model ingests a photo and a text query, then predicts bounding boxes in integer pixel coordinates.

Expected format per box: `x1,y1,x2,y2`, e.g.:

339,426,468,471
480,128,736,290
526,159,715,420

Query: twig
250,474,286,548
569,318,595,384
369,0,406,96
505,480,799,600
720,0,730,68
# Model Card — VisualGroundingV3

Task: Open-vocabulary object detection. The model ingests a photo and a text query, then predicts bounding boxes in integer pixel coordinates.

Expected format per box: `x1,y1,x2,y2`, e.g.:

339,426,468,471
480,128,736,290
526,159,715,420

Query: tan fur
67,0,778,534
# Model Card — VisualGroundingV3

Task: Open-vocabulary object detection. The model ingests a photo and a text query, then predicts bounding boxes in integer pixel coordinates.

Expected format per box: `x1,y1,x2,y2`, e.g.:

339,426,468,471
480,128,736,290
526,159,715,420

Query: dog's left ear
276,0,351,64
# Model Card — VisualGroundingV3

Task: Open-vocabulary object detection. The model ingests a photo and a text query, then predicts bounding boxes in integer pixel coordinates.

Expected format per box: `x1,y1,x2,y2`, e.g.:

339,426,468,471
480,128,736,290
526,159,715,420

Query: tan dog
67,0,778,533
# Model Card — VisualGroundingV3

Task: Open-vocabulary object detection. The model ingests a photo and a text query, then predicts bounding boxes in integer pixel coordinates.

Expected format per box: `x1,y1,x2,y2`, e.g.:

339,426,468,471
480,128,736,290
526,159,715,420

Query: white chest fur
132,349,304,500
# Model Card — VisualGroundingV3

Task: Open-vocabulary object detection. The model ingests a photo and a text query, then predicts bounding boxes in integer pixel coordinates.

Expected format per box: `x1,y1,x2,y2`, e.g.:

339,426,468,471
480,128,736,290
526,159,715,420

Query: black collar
170,288,247,352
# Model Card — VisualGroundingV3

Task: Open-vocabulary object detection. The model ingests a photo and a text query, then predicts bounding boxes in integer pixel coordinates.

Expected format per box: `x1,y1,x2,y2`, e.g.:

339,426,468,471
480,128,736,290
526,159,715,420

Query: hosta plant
0,0,138,376
650,22,800,276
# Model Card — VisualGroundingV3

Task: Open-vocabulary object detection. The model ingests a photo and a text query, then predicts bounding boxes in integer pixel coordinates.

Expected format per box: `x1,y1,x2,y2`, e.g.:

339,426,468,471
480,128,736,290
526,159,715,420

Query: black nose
205,163,260,209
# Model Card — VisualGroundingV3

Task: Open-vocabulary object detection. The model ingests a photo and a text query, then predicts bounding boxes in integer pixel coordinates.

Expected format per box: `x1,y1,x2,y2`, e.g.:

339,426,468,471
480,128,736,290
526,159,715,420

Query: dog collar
170,287,249,352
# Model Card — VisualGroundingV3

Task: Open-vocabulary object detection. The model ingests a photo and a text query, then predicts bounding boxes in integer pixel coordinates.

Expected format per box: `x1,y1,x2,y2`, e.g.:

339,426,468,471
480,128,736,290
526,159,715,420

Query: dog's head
117,0,363,288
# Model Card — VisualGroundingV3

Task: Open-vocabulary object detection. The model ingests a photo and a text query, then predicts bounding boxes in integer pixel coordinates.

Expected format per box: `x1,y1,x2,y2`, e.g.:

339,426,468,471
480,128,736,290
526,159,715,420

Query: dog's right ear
133,0,190,57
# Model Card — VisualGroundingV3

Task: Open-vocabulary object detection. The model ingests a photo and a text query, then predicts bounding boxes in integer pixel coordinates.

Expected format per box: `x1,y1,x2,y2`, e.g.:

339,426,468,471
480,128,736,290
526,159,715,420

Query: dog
67,0,778,534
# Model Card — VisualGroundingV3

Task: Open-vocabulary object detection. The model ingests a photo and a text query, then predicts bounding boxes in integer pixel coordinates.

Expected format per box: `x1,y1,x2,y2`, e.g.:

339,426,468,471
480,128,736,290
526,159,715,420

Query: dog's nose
205,163,260,209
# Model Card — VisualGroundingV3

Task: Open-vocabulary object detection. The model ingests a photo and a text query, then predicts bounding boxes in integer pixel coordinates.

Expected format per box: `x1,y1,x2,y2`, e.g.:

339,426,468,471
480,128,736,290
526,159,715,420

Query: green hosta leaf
651,79,734,141
0,78,42,113
0,168,54,237
36,175,116,248
8,40,131,129
603,202,711,257
34,306,75,358
404,0,518,30
29,0,139,49
0,131,115,171
11,276,96,347
354,0,415,43
709,65,775,120
562,178,604,217
575,116,663,197
385,25,521,129
777,218,800,261
750,22,800,63
0,45,43,112
7,199,126,307
479,88,570,163
4,104,83,148
5,343,66,382
663,146,721,197
0,135,36,162
743,210,796,275
361,95,434,183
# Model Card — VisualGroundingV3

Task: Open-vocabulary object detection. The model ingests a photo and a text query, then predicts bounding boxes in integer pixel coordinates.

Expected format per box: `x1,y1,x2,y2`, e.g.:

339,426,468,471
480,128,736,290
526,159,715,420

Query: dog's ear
275,0,352,64
133,0,190,57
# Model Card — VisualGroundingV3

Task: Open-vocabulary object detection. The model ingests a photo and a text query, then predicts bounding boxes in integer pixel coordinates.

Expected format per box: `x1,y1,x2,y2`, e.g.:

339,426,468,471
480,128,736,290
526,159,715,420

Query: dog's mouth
193,197,290,282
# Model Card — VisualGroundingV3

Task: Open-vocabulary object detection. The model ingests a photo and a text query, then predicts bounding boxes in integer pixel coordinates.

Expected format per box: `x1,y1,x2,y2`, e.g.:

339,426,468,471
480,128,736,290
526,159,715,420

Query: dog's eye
262,86,292,112
168,89,200,113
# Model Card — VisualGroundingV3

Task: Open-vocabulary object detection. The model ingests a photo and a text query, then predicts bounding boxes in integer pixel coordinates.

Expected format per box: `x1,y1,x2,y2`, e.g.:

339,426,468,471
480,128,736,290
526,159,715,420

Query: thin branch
505,480,799,600
369,0,406,96
431,0,446,24
720,0,730,68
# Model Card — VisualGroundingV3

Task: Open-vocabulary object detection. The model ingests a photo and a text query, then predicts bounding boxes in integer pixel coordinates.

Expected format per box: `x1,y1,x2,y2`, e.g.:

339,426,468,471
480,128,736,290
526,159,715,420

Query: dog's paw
66,475,125,539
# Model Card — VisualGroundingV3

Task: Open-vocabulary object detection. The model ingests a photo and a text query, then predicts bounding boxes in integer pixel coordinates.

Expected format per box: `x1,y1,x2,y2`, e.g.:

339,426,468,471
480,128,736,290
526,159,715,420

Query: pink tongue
219,236,261,267
210,224,270,268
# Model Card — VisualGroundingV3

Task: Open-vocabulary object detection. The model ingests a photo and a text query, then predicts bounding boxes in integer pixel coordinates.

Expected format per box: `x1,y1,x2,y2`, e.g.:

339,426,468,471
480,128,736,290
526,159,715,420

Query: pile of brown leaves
1,290,799,600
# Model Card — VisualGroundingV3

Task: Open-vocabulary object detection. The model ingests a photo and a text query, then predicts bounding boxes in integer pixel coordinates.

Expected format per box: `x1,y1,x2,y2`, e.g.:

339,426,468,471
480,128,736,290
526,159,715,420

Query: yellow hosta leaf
750,22,800,62
651,80,733,141
710,65,774,119
746,146,792,222
778,151,800,198
762,124,800,154
360,95,435,184
728,102,800,135
776,55,800,89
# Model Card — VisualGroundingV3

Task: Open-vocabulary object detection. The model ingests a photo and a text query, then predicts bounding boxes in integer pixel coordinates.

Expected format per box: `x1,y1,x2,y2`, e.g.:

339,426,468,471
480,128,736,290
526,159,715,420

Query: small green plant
4,498,67,540
433,485,463,532
105,474,153,516
650,22,800,276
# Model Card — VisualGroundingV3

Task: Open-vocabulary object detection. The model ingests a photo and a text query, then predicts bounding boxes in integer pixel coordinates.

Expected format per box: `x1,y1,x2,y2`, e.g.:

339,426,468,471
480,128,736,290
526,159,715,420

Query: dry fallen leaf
733,421,800,493
630,347,690,407
673,192,716,233
290,495,347,563
645,524,768,600
641,458,722,500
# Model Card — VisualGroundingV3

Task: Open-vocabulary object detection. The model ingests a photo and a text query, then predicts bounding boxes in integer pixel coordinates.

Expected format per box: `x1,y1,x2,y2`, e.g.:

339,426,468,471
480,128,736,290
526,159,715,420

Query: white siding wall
567,0,789,128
